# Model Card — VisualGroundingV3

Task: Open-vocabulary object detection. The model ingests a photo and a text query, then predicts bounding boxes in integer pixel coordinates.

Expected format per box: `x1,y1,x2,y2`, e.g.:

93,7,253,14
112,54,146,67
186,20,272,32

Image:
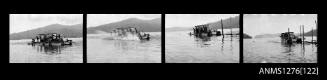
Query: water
87,32,161,63
244,37,317,63
165,31,239,63
10,38,83,63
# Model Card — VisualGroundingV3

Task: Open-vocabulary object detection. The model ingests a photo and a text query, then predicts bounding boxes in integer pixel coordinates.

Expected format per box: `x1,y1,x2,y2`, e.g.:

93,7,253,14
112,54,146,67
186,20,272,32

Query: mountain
87,18,161,34
206,16,239,30
243,33,252,39
165,16,239,32
250,29,317,39
254,33,280,38
303,29,317,36
10,24,83,40
165,27,192,32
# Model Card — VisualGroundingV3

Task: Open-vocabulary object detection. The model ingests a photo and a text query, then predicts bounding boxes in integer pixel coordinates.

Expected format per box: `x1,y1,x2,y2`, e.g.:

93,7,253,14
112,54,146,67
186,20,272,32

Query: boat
280,32,302,44
28,33,73,46
139,33,150,40
112,27,150,40
190,24,221,37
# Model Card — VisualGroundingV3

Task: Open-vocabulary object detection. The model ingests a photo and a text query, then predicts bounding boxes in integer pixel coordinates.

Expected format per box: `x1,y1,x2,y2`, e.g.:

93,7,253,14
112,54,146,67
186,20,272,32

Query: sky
10,14,83,34
87,14,161,27
165,14,239,28
244,14,317,37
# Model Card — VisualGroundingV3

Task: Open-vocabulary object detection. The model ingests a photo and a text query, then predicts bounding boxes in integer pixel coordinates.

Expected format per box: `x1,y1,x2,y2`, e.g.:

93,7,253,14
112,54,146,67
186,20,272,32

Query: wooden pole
231,28,233,36
316,20,317,44
230,17,232,37
221,19,224,38
231,28,232,41
302,25,304,44
288,28,290,41
300,26,301,39
312,26,314,43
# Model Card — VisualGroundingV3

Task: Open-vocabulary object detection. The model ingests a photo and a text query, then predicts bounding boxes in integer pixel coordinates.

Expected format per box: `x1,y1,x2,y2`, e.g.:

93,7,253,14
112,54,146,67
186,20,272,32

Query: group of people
193,25,211,34
114,27,139,36
280,32,302,44
110,27,150,40
32,33,64,43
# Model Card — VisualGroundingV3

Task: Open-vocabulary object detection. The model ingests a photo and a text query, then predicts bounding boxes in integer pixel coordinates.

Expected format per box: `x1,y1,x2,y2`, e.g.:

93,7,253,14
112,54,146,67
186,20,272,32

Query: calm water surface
87,32,161,63
165,31,239,63
244,37,317,63
10,38,83,63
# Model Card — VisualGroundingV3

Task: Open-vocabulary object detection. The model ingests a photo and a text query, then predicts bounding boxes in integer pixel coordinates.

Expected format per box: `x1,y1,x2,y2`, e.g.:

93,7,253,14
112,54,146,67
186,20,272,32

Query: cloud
10,14,82,34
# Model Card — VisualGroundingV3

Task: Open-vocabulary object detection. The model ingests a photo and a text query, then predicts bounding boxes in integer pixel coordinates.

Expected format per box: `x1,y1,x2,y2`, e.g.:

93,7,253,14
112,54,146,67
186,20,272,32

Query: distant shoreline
10,37,83,40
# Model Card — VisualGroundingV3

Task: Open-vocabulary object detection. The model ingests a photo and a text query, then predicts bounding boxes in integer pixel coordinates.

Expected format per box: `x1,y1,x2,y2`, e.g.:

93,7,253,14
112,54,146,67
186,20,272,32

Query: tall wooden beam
221,19,224,38
303,25,305,47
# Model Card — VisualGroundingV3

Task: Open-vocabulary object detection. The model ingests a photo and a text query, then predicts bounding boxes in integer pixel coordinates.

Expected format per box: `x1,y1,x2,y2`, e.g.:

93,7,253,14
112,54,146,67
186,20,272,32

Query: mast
315,20,317,43
221,19,224,38
230,17,233,37
300,25,302,37
312,26,314,43
302,25,304,44
288,28,290,40
231,28,233,41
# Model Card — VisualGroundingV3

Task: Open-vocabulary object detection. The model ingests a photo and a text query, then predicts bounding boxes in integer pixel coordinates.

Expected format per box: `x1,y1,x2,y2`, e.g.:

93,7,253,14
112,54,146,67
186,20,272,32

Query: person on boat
52,34,56,40
58,34,61,40
204,26,207,33
128,28,132,32
40,36,44,42
36,36,39,42
32,39,35,43
55,35,59,40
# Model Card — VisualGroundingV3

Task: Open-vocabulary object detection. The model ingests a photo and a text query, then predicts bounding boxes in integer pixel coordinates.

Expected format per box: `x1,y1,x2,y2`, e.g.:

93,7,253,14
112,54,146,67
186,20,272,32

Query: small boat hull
50,42,63,46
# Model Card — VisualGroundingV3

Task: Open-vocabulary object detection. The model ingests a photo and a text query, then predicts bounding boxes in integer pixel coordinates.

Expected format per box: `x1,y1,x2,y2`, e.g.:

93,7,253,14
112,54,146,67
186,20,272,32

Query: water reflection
32,45,71,55
244,37,317,63
281,43,295,63
191,34,238,51
193,35,211,47
166,31,239,63
301,45,306,63
113,40,138,51
281,42,310,63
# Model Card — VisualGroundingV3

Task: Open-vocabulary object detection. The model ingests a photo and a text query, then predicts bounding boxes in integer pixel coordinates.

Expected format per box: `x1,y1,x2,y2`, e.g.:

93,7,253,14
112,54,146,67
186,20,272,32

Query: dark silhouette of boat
280,32,302,44
190,24,221,37
28,33,73,46
281,25,317,45
111,27,150,40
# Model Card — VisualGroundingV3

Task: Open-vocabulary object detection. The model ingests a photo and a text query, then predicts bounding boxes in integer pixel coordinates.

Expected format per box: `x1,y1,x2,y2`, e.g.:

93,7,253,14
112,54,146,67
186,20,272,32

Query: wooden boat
191,24,221,37
112,27,150,40
139,33,150,40
280,32,302,44
28,33,73,46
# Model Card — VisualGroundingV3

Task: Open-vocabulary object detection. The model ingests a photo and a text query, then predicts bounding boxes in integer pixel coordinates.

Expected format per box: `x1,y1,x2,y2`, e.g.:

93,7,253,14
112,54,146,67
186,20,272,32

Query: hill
206,16,239,30
87,18,161,34
303,29,317,36
165,27,192,32
10,23,83,40
254,33,280,38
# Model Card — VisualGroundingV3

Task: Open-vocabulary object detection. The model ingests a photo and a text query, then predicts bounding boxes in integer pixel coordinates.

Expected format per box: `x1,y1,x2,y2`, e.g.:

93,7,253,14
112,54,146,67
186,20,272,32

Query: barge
28,33,73,46
112,27,150,40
